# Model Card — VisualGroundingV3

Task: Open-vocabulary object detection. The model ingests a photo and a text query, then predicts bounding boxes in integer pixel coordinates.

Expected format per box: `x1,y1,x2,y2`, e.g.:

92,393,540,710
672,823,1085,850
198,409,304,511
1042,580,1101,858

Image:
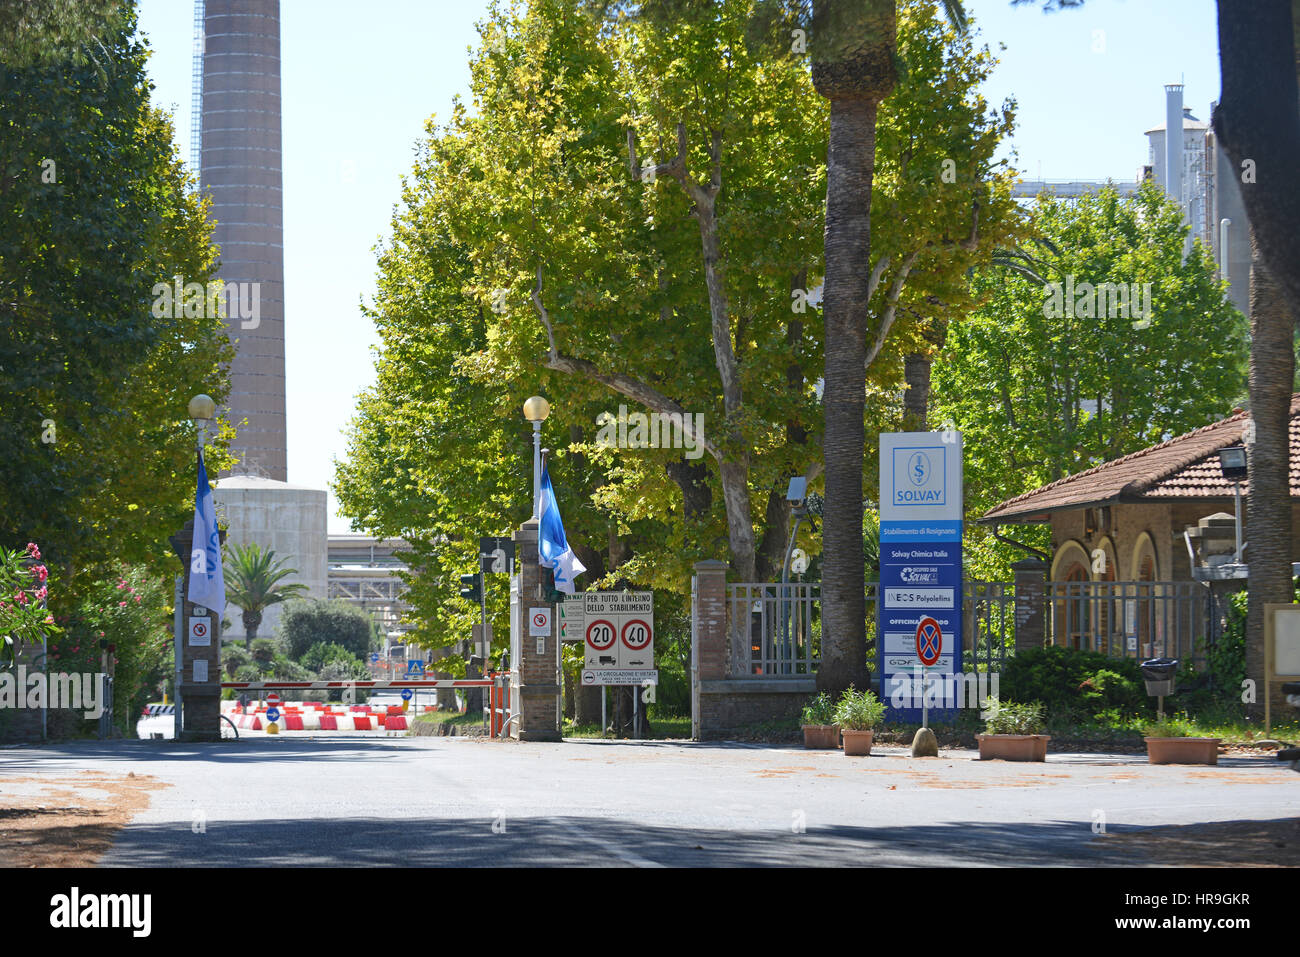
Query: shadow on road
97,811,1222,867
0,737,417,771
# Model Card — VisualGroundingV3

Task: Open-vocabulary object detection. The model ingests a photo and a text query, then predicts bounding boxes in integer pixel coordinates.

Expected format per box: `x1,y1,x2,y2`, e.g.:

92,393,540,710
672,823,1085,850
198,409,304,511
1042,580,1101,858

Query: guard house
979,397,1300,662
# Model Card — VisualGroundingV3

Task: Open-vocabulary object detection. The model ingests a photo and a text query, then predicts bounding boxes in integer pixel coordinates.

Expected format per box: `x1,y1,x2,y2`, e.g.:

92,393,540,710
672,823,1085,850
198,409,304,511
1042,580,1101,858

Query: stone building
981,399,1300,662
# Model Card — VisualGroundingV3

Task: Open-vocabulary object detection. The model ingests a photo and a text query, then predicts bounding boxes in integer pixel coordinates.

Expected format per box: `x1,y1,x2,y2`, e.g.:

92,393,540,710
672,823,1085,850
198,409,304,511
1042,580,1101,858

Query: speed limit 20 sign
581,591,653,672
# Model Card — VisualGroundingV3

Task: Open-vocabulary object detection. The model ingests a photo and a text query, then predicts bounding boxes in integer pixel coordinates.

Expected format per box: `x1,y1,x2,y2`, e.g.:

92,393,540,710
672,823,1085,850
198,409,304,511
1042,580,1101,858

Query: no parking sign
916,617,942,667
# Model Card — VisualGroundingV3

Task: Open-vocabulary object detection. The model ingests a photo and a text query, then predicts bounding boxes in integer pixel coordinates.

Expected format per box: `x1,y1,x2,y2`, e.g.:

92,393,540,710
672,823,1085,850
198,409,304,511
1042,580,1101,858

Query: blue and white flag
188,451,226,614
538,466,587,594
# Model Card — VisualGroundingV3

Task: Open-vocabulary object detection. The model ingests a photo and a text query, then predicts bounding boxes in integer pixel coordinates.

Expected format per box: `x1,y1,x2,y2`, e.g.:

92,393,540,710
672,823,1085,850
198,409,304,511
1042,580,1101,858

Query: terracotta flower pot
841,729,874,756
801,724,840,749
1144,737,1220,765
977,733,1050,762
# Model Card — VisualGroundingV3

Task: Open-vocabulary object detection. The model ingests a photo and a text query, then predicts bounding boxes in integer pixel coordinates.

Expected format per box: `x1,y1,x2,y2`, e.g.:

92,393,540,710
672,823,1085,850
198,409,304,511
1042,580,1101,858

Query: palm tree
1243,255,1294,717
223,542,309,647
813,0,966,696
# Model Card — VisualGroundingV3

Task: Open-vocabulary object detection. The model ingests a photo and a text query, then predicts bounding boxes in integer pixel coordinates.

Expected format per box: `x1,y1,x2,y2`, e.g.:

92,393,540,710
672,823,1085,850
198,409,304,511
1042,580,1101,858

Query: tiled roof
980,396,1300,524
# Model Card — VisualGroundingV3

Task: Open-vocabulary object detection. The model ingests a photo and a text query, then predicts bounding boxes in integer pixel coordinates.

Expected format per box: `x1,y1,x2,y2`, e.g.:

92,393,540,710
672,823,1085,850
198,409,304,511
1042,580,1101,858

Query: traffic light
459,572,482,602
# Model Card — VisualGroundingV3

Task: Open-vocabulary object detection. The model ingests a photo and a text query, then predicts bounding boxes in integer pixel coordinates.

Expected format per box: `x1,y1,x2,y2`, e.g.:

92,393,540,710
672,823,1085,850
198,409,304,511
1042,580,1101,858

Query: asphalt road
2,736,1296,866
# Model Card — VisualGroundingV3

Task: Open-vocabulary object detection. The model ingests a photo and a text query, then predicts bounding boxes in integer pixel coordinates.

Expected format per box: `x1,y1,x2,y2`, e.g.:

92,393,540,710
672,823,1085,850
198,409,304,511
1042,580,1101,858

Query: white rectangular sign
883,587,955,609
192,659,208,683
581,669,658,687
582,591,654,671
528,607,551,636
559,597,584,642
1274,607,1300,676
879,432,963,524
188,615,212,646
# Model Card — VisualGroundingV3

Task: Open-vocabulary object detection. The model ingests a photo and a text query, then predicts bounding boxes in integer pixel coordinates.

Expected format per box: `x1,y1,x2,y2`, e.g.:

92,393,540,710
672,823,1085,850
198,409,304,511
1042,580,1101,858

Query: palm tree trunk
819,94,878,696
902,353,931,432
1245,248,1293,718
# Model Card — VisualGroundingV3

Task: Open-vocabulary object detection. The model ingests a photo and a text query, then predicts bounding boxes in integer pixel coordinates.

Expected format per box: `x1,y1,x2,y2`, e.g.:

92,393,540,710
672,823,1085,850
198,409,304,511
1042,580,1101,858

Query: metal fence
965,580,1015,673
722,578,1220,678
726,581,823,676
1043,579,1215,667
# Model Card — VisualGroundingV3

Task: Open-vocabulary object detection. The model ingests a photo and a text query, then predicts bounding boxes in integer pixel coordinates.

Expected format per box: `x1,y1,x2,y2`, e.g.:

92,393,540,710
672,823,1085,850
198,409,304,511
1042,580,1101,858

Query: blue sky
136,0,1223,533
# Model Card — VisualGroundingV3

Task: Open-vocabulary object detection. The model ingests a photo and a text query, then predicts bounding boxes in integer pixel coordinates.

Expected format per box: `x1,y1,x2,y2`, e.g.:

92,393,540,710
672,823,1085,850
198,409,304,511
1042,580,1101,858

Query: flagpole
532,421,542,520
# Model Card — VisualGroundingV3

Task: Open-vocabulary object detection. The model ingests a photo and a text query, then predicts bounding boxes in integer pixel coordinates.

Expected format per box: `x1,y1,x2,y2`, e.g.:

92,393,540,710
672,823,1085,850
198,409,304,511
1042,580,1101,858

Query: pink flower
25,543,40,559
32,565,48,583
97,631,104,637
118,601,127,607
15,591,28,606
117,582,126,590
134,596,141,603
33,586,47,601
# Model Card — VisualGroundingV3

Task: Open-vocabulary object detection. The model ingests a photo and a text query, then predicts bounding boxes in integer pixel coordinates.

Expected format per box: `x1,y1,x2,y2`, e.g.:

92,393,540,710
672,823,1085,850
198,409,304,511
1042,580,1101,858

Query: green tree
223,543,309,647
1014,0,1300,726
277,601,373,662
806,0,1011,694
0,0,127,67
0,6,234,602
932,182,1248,579
335,0,1019,670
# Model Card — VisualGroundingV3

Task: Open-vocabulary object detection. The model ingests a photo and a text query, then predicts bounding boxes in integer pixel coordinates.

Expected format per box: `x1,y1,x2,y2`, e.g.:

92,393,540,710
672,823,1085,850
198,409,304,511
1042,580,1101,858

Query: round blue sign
400,689,413,701
370,653,379,663
265,706,281,723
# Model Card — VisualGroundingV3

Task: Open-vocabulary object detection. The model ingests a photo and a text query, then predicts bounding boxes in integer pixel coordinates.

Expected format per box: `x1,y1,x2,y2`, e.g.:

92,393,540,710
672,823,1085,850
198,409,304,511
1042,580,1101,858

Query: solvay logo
908,451,930,487
50,887,151,937
891,446,946,506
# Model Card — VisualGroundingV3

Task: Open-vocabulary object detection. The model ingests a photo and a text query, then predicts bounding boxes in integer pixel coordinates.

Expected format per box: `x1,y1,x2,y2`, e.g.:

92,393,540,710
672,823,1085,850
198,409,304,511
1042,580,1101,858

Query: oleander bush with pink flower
0,542,59,668
62,563,173,735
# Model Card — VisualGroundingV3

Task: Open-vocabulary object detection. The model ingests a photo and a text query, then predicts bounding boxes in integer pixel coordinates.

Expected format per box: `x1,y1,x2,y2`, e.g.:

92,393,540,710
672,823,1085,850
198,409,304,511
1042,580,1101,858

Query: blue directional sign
400,688,413,701
265,706,281,723
878,432,964,723
370,652,379,663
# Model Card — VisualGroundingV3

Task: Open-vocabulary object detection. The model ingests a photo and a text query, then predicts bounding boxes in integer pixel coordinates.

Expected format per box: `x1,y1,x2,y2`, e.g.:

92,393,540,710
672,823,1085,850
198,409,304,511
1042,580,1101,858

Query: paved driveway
1,737,1295,866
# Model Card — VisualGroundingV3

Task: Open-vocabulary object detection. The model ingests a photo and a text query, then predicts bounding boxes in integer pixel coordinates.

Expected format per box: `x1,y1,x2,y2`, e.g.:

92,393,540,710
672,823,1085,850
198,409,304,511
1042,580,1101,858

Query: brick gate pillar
169,519,224,742
1013,558,1048,653
691,560,729,738
510,519,561,741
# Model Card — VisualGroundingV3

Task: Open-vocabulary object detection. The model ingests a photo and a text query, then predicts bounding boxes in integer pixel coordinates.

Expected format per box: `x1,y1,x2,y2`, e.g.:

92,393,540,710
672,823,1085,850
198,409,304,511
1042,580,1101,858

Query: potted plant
1143,714,1220,765
834,687,886,756
977,698,1050,761
800,692,839,749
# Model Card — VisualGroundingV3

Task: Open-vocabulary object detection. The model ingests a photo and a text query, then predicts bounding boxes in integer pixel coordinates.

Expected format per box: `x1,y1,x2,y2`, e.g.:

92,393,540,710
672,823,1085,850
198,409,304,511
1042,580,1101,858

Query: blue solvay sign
878,432,964,719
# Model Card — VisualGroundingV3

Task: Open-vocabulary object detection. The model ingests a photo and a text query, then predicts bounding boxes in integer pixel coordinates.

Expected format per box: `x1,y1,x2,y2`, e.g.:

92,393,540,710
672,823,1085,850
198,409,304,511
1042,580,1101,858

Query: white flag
187,451,226,614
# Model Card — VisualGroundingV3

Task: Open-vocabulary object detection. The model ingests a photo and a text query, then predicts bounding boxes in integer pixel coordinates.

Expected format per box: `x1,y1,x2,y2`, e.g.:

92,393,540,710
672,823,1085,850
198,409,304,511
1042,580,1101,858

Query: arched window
1092,537,1118,655
1063,562,1090,650
1051,541,1093,649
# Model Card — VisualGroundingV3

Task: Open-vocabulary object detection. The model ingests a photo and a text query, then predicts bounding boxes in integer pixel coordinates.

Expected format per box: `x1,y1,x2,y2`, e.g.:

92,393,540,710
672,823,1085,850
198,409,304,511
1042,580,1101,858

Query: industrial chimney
1164,83,1184,218
199,0,288,481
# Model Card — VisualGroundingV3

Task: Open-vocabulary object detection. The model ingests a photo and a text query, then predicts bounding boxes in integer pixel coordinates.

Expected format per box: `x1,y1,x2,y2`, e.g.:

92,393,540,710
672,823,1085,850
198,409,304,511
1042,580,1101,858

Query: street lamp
523,396,551,519
188,393,216,450
779,477,809,675
1217,445,1248,564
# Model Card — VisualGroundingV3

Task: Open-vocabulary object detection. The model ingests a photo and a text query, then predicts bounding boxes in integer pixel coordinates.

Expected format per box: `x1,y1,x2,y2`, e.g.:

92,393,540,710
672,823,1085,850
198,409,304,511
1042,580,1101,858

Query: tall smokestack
1164,83,1184,217
200,0,287,481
